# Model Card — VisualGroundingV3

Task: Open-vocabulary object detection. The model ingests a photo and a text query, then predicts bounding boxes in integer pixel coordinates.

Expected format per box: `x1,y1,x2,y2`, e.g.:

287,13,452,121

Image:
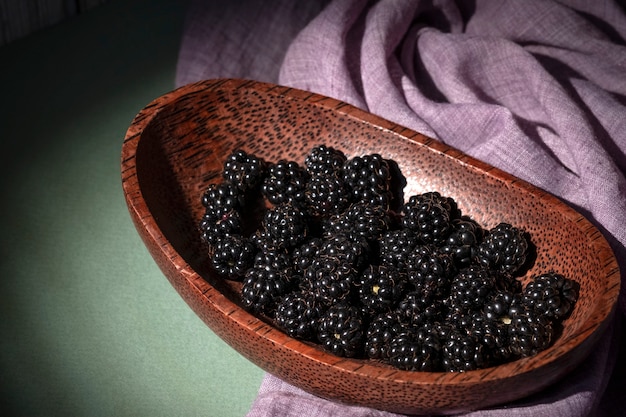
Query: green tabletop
0,1,264,416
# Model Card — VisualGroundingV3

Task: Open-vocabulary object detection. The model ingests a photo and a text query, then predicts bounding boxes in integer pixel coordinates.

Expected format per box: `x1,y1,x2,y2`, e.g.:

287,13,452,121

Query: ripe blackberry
401,193,453,245
467,313,512,364
446,265,498,314
291,237,323,274
303,256,357,304
395,291,444,326
318,234,370,272
507,308,554,357
304,145,347,176
317,302,365,358
419,191,460,219
199,209,242,246
357,265,407,316
210,234,256,279
201,182,244,217
477,223,529,274
365,311,407,360
442,328,489,372
342,153,392,208
222,149,267,192
379,228,420,272
241,249,294,314
274,291,324,341
406,245,456,305
386,325,442,371
323,201,392,242
521,272,579,320
252,203,309,250
261,160,309,207
439,217,484,268
304,173,350,217
483,289,521,321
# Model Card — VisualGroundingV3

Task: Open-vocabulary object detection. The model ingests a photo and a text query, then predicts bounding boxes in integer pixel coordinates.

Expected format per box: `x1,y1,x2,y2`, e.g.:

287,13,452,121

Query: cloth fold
175,0,626,415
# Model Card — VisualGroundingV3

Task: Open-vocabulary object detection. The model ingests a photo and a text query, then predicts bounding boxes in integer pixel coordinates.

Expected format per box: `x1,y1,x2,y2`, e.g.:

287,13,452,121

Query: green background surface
0,0,265,416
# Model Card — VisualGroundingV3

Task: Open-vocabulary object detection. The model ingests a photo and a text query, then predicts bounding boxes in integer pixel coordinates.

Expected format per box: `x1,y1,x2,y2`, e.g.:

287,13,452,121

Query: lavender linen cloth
175,0,626,415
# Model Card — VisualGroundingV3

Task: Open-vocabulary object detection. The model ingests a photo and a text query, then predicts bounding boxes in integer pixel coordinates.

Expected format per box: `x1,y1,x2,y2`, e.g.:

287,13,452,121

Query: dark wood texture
121,78,620,415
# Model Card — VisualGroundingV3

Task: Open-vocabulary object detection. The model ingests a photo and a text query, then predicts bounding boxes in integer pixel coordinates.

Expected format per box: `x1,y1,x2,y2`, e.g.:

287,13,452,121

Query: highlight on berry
197,146,579,372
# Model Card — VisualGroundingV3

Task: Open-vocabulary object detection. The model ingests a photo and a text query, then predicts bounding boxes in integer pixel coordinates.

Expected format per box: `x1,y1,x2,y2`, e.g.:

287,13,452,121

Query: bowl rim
121,77,621,405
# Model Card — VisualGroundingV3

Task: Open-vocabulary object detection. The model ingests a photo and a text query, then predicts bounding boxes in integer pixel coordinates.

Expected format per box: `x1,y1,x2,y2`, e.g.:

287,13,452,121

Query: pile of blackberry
199,146,579,372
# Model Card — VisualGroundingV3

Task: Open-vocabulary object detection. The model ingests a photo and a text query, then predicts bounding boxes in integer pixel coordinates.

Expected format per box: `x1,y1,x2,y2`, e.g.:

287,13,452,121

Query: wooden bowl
121,79,620,415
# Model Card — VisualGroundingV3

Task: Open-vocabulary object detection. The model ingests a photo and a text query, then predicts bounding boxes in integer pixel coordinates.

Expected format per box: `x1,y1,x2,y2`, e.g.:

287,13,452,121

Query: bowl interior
122,79,620,415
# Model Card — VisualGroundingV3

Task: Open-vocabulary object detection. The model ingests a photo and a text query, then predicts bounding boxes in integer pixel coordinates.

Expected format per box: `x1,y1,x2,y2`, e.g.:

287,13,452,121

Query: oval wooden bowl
121,79,620,415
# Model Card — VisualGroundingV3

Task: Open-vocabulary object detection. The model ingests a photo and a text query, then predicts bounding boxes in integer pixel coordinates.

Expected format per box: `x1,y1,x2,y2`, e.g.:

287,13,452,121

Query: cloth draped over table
175,0,626,416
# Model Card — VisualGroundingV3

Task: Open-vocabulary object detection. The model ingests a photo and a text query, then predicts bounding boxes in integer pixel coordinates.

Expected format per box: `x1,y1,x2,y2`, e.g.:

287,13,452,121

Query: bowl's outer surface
121,78,620,415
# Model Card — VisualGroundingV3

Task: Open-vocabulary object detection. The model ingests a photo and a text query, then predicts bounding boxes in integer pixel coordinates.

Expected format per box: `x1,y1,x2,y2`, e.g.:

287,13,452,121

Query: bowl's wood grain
121,78,620,415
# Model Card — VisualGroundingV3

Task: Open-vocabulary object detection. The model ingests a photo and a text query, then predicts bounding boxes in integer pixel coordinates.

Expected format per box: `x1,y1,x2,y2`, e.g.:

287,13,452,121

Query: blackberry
318,234,370,272
291,237,323,274
406,245,456,305
379,228,420,272
446,265,498,314
477,223,529,274
210,234,256,279
323,201,392,242
440,217,484,267
222,149,267,192
386,325,442,371
317,302,365,358
241,249,294,314
467,313,512,364
304,145,346,176
401,193,453,245
274,291,324,341
419,191,459,219
252,203,309,250
483,289,521,321
304,173,350,217
395,291,444,326
303,256,357,304
261,160,309,207
507,307,554,357
199,209,242,246
365,311,407,359
521,272,579,320
442,327,489,372
357,265,407,316
201,182,244,217
342,153,392,208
